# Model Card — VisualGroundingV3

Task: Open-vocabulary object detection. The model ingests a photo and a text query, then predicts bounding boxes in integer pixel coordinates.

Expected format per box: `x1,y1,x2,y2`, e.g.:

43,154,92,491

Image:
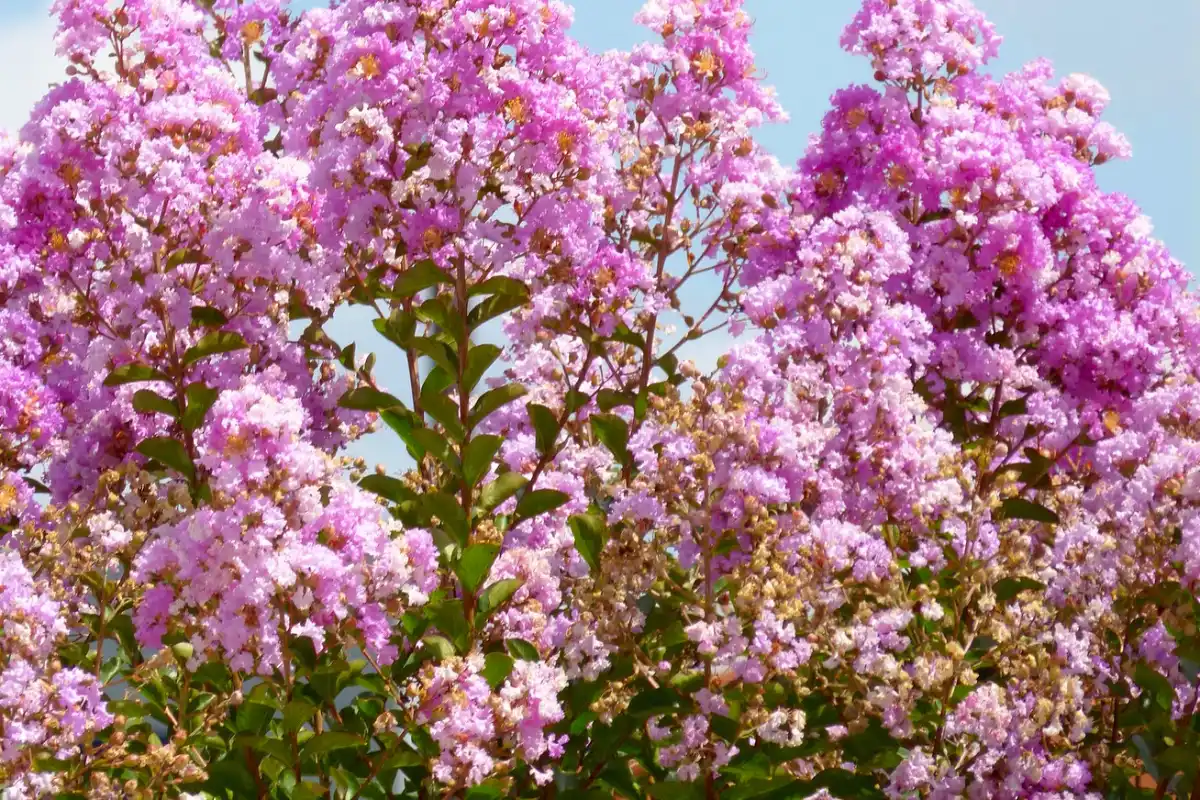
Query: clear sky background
2,0,1196,468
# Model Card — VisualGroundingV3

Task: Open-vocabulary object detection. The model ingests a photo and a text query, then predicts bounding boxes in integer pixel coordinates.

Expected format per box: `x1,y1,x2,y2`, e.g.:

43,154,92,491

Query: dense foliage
1,0,1198,797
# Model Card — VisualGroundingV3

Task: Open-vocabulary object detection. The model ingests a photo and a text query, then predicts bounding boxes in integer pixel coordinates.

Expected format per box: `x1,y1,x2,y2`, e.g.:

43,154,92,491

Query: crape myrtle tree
1,0,1198,796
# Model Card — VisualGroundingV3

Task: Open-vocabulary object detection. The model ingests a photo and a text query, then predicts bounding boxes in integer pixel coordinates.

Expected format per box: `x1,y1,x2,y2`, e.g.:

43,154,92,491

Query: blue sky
2,0,1196,469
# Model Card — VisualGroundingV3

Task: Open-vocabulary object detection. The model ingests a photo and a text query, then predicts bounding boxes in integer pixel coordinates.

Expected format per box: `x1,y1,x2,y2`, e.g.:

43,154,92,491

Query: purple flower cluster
0,550,111,793
0,0,1195,795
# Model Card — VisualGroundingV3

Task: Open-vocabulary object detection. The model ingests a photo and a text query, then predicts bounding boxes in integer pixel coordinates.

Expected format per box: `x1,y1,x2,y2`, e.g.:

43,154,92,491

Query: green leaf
339,387,406,412
997,497,1059,524
136,437,195,481
373,311,416,348
410,336,458,377
132,389,179,418
998,397,1028,418
420,387,464,441
415,296,466,347
180,382,219,431
422,635,456,661
423,491,469,546
477,472,527,512
566,389,589,414
1157,744,1200,776
470,384,527,427
710,714,739,743
468,275,528,299
463,344,502,393
468,289,529,328
421,364,455,397
597,388,632,412
402,142,433,178
628,687,686,718
464,782,508,800
634,390,649,421
840,718,902,770
359,474,418,506
282,699,317,733
412,426,456,467
190,305,228,327
22,476,50,495
645,783,703,800
430,599,470,653
477,578,522,622
506,639,539,661
455,544,500,594
514,489,569,520
808,769,886,800
380,409,442,462
299,732,365,761
609,323,646,348
527,403,559,455
203,758,259,798
481,652,514,689
182,331,248,366
166,248,205,269
993,577,1045,604
1135,663,1176,711
104,362,170,387
30,756,73,773
336,342,357,371
591,413,631,466
392,259,452,297
569,508,607,572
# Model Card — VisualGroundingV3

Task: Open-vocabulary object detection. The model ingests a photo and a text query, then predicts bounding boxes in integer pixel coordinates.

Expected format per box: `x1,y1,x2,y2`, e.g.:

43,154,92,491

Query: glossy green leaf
455,543,499,594
415,296,466,346
463,435,502,486
481,652,514,689
477,472,527,512
359,474,418,505
420,387,465,441
282,699,317,732
190,306,228,327
299,732,364,760
422,635,456,661
590,413,631,466
514,489,569,520
527,403,559,455
104,363,170,387
997,497,1059,524
468,275,528,299
597,388,632,412
136,437,195,481
628,687,687,718
463,344,502,393
430,599,470,653
182,331,248,366
477,578,522,622
338,387,406,412
468,291,528,329
132,389,179,418
568,508,607,572
423,491,469,545
470,384,527,427
392,259,451,297
410,336,458,376
993,577,1045,603
181,382,219,431
506,639,539,661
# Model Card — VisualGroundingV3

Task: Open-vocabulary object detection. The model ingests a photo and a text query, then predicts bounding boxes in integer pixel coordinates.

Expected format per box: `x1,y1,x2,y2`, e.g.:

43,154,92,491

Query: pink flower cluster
134,377,439,672
0,0,1195,795
0,550,112,793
